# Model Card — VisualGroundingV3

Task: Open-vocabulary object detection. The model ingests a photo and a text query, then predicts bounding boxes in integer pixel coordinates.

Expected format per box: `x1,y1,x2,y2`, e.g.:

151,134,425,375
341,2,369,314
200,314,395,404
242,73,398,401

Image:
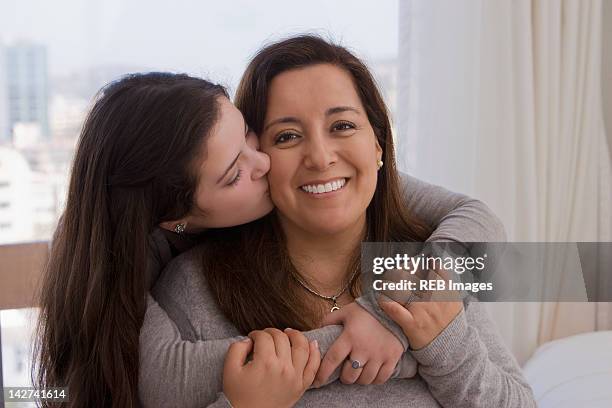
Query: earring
377,159,384,170
174,222,187,234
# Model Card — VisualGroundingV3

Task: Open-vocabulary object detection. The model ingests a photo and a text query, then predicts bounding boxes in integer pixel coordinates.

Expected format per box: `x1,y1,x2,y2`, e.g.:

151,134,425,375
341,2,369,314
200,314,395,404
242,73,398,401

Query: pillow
523,331,612,408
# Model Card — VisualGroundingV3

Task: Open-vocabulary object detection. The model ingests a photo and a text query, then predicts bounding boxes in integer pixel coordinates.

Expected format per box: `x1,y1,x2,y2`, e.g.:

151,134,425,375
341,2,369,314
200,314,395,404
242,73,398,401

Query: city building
0,41,49,144
0,146,35,243
0,145,69,245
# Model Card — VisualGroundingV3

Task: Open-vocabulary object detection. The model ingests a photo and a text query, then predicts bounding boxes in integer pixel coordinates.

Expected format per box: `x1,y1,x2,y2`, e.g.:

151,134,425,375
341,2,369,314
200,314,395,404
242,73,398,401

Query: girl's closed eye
228,169,242,186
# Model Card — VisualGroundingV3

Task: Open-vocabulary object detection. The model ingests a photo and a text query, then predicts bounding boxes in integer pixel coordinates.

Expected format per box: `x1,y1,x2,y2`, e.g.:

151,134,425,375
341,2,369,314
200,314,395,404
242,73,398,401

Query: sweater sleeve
138,295,237,408
409,299,536,408
356,172,507,350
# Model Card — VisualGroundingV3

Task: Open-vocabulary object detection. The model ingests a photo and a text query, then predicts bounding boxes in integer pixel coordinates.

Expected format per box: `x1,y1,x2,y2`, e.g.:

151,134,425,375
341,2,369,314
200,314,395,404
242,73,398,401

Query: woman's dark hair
200,35,432,334
33,72,227,407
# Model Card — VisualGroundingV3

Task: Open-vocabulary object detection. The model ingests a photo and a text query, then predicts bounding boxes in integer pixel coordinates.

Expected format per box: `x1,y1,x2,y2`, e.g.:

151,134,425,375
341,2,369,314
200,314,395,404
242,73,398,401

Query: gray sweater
139,174,535,407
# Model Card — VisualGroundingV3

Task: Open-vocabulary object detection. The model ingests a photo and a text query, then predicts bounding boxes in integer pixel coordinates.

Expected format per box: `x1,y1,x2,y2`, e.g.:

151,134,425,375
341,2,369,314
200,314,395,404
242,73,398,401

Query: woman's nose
303,132,335,170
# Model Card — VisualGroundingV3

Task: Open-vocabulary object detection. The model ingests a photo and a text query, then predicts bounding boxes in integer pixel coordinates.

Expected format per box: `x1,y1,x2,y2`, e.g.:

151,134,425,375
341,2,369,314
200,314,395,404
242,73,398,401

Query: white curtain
397,0,612,365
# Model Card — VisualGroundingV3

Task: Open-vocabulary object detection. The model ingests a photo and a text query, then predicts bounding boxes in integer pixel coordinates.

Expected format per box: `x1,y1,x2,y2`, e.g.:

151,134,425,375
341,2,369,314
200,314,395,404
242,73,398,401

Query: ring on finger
348,357,363,369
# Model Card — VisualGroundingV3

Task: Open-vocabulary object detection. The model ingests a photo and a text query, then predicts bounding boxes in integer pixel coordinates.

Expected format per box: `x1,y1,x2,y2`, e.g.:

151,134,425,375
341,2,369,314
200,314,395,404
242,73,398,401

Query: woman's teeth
300,178,347,194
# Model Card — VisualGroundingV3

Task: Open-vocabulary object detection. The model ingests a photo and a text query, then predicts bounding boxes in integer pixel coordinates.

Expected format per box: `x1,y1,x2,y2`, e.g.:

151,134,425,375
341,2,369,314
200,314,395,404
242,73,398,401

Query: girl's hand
378,268,463,350
314,302,404,386
223,328,320,408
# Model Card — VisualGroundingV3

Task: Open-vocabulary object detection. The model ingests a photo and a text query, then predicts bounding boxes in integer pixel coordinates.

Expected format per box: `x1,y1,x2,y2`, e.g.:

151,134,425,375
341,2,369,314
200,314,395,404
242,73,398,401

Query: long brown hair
201,35,432,334
33,72,227,407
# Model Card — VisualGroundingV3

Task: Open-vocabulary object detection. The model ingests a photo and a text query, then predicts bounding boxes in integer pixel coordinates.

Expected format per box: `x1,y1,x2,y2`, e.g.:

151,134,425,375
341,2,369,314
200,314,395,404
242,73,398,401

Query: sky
0,0,398,90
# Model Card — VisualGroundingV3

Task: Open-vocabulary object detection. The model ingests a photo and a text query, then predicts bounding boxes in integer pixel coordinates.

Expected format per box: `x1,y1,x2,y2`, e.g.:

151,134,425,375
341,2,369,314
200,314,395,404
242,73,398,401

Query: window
0,0,400,391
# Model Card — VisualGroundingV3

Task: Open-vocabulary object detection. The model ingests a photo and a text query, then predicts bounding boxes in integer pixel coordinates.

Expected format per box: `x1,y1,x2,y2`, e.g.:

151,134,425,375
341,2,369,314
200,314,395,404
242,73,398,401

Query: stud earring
377,159,384,170
174,222,187,234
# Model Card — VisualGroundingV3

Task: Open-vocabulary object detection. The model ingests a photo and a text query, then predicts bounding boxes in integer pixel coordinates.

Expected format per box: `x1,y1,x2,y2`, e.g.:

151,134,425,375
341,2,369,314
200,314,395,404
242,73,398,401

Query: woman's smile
299,177,350,198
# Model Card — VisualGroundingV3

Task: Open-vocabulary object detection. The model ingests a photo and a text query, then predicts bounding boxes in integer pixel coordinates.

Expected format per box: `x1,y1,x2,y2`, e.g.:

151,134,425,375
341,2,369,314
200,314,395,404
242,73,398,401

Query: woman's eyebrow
263,116,301,132
326,106,361,116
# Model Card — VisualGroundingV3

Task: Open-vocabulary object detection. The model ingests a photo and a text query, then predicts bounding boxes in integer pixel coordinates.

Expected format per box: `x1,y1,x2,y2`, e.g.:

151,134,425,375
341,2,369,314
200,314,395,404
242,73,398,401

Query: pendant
330,299,340,312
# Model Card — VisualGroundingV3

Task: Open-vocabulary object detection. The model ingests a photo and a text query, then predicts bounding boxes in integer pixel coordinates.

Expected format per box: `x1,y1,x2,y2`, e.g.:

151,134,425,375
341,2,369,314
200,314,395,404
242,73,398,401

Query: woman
34,72,501,407
145,35,535,407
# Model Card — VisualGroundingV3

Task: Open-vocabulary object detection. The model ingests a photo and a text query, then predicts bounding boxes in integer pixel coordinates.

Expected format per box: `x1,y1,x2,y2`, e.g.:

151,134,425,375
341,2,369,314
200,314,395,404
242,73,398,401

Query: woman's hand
378,268,463,350
223,328,320,408
314,302,404,387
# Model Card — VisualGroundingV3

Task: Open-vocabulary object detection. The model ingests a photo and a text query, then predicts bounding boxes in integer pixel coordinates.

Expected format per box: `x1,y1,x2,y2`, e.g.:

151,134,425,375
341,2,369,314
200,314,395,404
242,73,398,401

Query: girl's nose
247,131,270,180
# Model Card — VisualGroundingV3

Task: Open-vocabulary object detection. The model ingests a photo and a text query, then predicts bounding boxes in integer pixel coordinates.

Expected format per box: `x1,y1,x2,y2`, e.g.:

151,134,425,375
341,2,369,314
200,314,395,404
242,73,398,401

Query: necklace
292,262,361,312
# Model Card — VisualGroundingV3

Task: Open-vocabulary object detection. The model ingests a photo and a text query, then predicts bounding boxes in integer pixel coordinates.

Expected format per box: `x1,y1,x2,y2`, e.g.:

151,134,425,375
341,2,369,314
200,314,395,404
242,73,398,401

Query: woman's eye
332,121,356,132
274,132,300,145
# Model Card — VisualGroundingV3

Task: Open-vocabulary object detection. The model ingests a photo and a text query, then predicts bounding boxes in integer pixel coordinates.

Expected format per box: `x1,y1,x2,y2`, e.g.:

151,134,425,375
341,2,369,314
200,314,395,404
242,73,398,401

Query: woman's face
166,97,273,231
260,63,382,236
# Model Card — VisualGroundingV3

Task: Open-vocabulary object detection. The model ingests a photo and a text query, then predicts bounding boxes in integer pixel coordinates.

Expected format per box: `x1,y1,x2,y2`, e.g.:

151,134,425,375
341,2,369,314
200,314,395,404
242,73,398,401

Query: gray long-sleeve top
139,173,535,407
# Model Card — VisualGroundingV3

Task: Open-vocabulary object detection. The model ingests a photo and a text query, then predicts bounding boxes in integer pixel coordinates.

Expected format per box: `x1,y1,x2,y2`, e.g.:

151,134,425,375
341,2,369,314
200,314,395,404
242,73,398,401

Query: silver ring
349,359,362,369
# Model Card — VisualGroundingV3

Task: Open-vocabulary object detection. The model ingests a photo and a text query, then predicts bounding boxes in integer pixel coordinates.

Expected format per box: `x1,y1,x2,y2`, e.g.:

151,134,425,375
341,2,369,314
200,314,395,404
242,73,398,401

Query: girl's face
162,97,273,231
260,63,382,236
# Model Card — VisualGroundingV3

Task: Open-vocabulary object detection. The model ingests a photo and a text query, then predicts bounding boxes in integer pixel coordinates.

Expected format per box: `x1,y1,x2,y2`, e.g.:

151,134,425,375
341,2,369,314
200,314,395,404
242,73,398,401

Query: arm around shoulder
353,174,508,355
398,172,506,242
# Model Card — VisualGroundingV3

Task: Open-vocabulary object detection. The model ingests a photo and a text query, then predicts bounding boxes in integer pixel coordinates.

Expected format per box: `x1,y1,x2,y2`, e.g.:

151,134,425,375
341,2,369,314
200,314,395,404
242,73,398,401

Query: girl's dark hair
200,35,432,333
33,72,227,407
